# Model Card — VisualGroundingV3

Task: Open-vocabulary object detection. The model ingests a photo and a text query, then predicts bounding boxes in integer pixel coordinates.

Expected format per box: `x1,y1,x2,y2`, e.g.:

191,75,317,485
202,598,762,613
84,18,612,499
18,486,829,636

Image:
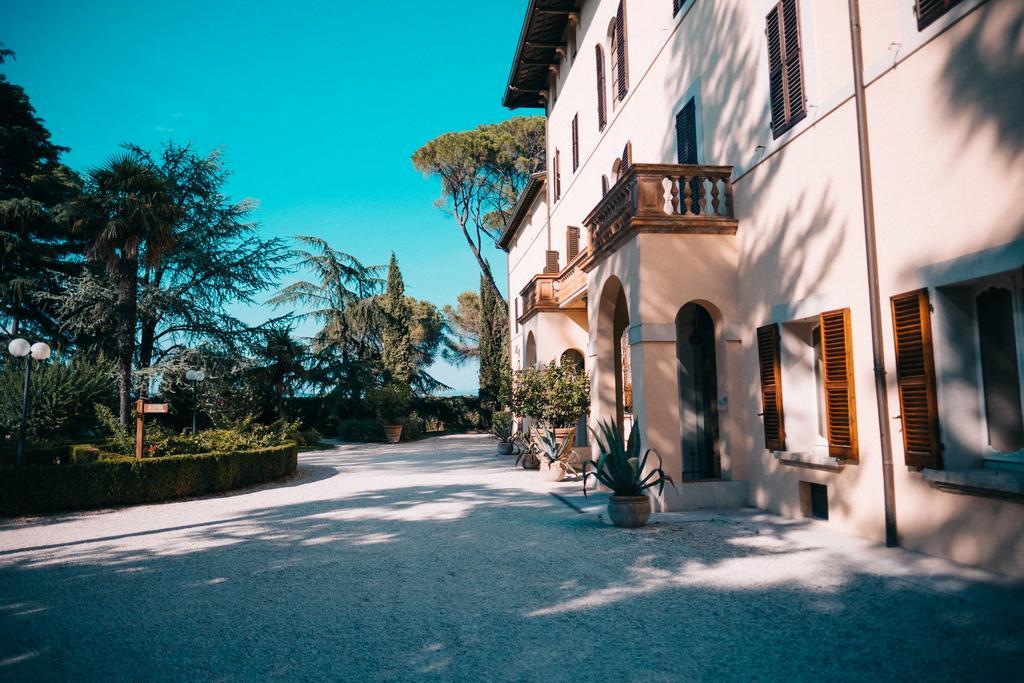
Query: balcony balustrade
582,163,738,269
518,249,589,323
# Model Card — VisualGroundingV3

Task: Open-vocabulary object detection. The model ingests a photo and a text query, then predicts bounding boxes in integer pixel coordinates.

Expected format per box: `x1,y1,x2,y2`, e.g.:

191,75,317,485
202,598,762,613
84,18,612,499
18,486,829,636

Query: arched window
595,44,607,131
609,1,629,104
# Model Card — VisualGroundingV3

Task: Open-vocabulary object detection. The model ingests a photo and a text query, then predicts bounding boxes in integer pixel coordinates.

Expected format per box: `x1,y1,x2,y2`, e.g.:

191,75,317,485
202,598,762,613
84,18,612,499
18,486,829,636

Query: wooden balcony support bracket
581,163,739,272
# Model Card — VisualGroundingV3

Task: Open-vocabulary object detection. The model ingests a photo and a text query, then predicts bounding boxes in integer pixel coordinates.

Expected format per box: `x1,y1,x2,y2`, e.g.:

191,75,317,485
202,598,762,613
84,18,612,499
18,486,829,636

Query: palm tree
70,153,179,425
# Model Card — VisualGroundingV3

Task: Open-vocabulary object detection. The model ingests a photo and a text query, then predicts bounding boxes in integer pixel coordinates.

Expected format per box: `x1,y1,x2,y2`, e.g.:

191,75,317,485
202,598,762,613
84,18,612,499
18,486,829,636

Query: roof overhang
502,0,581,109
498,172,546,251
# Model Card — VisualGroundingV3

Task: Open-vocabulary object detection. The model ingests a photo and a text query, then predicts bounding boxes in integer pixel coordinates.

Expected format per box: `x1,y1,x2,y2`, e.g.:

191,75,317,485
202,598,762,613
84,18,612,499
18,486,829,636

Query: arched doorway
596,277,631,436
560,348,589,446
676,302,720,480
524,332,537,370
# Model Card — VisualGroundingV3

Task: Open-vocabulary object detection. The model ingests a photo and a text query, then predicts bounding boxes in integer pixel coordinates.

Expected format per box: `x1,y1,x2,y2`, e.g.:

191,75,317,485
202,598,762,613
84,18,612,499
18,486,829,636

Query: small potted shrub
510,367,545,429
584,420,675,528
491,410,516,455
367,382,412,444
536,361,590,457
533,424,575,482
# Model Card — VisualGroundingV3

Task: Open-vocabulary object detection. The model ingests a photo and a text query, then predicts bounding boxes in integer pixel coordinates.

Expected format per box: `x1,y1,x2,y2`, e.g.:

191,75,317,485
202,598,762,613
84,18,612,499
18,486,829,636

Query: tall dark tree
53,143,290,367
477,275,509,415
69,153,179,425
0,45,81,340
381,253,415,386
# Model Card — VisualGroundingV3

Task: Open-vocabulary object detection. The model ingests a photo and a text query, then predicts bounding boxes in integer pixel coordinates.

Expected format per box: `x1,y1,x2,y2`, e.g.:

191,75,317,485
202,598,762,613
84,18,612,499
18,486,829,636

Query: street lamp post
185,369,206,434
7,338,52,465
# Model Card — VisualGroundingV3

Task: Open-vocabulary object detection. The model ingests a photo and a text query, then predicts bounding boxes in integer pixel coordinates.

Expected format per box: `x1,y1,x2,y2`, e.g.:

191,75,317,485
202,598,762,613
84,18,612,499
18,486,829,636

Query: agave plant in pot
532,424,576,482
584,420,675,528
491,410,517,455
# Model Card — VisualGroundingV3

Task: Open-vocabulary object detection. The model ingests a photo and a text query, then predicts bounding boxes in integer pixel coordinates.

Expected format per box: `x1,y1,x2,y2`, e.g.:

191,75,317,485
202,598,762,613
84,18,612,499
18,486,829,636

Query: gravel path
0,434,1021,682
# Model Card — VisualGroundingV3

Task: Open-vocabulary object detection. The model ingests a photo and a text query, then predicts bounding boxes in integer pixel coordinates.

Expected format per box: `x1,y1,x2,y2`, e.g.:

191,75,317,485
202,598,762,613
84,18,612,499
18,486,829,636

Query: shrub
0,354,116,443
0,443,299,515
510,368,545,421
336,418,386,442
539,361,591,428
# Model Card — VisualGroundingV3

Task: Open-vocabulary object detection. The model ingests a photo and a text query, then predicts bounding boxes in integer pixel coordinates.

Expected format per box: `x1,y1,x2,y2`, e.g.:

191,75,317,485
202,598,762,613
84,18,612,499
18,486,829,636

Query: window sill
773,451,845,471
923,468,1024,500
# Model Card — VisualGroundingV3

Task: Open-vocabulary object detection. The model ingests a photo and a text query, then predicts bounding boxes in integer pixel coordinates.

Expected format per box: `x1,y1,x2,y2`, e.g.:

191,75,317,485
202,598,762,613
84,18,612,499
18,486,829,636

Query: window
976,286,1024,453
571,113,580,172
515,298,520,333
595,45,607,131
673,0,687,17
765,0,806,138
675,98,700,213
915,0,965,31
553,148,562,201
758,309,858,459
609,1,629,103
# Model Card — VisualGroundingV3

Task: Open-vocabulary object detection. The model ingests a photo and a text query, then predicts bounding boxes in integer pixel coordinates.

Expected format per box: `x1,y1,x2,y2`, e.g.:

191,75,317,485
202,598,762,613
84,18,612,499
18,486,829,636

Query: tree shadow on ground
0,442,1021,681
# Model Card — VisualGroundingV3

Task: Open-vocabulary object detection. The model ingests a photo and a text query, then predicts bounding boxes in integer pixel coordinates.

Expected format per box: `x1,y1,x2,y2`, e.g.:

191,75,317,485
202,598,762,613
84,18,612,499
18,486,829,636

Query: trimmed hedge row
0,442,298,515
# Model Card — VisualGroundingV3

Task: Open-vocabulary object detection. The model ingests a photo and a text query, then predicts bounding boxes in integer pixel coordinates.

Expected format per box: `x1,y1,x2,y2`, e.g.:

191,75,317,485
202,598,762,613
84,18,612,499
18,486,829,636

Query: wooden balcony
519,249,589,323
582,164,738,270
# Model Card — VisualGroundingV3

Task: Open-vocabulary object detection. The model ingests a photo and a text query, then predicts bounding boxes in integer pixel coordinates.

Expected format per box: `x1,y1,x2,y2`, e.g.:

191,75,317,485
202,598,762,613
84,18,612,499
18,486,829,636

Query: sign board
142,403,170,414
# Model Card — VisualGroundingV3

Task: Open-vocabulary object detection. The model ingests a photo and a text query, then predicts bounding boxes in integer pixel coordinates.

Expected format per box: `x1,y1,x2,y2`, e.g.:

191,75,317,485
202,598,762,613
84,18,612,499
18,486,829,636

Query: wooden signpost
135,400,170,459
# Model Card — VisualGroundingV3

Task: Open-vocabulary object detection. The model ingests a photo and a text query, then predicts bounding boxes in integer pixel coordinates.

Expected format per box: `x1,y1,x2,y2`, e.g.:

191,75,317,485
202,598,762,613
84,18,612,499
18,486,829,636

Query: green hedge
0,442,298,515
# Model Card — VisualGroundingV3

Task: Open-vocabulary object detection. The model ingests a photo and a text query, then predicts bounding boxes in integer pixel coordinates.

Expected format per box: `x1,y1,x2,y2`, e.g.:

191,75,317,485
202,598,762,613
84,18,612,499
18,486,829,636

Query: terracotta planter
520,451,540,470
540,460,566,482
607,495,651,528
384,424,403,444
497,442,514,455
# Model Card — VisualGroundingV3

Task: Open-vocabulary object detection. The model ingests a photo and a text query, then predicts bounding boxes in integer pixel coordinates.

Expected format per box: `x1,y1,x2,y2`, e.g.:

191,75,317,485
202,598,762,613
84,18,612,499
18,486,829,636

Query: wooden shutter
673,0,685,16
544,250,560,274
571,114,579,172
615,1,629,101
820,308,858,460
915,0,964,31
566,226,580,261
765,0,805,138
757,324,786,451
891,290,941,468
621,141,632,170
595,45,607,130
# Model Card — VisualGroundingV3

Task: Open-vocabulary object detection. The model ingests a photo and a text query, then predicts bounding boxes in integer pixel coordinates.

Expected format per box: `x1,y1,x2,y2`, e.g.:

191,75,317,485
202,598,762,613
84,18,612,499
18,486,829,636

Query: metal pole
192,381,198,434
16,357,32,465
848,0,898,547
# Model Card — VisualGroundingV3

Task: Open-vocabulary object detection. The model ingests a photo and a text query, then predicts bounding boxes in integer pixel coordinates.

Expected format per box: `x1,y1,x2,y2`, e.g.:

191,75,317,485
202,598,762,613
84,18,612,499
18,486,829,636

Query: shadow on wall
1,474,1023,679
942,0,1024,162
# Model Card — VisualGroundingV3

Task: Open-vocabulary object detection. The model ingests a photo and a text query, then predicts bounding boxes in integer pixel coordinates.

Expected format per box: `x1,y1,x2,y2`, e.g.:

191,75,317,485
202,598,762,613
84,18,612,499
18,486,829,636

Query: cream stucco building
499,0,1024,577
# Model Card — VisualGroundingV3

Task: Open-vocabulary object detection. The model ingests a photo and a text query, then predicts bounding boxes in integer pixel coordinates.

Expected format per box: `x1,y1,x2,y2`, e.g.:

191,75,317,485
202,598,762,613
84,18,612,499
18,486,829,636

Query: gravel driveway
0,434,1021,681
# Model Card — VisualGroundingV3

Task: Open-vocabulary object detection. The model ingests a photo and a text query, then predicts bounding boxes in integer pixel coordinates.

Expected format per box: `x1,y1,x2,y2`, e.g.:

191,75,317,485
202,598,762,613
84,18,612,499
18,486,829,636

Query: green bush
0,355,116,443
0,442,298,515
336,418,386,442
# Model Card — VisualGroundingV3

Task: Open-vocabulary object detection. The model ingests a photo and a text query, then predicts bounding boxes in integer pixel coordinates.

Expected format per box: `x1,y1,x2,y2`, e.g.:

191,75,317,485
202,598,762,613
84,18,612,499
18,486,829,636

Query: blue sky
2,0,531,393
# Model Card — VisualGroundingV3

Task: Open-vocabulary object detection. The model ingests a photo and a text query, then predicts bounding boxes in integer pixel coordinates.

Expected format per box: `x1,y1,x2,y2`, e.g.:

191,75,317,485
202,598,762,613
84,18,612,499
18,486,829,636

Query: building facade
500,0,1024,577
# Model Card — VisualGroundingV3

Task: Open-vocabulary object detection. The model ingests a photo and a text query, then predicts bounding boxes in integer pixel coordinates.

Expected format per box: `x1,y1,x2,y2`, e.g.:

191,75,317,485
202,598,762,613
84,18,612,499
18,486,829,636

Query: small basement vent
800,481,829,520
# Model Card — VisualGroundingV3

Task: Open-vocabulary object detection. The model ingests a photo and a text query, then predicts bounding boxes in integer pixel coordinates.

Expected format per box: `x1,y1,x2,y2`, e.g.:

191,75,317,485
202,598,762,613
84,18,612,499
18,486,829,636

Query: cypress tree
478,275,510,415
381,253,414,385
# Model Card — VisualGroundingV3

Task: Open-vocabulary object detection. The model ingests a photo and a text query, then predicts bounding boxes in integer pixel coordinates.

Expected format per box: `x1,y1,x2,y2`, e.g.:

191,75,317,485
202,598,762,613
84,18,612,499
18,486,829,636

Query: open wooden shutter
566,226,580,261
595,45,607,130
675,98,700,214
765,0,805,138
615,1,629,100
554,149,561,200
544,250,560,274
571,113,579,171
757,324,786,451
915,0,964,31
891,289,941,468
820,308,858,460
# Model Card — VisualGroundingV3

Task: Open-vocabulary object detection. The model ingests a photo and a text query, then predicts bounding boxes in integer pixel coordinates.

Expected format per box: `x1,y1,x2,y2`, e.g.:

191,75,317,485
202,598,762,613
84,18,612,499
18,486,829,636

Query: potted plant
583,420,675,528
536,361,590,458
491,410,516,455
534,424,575,482
510,367,545,429
367,382,412,444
